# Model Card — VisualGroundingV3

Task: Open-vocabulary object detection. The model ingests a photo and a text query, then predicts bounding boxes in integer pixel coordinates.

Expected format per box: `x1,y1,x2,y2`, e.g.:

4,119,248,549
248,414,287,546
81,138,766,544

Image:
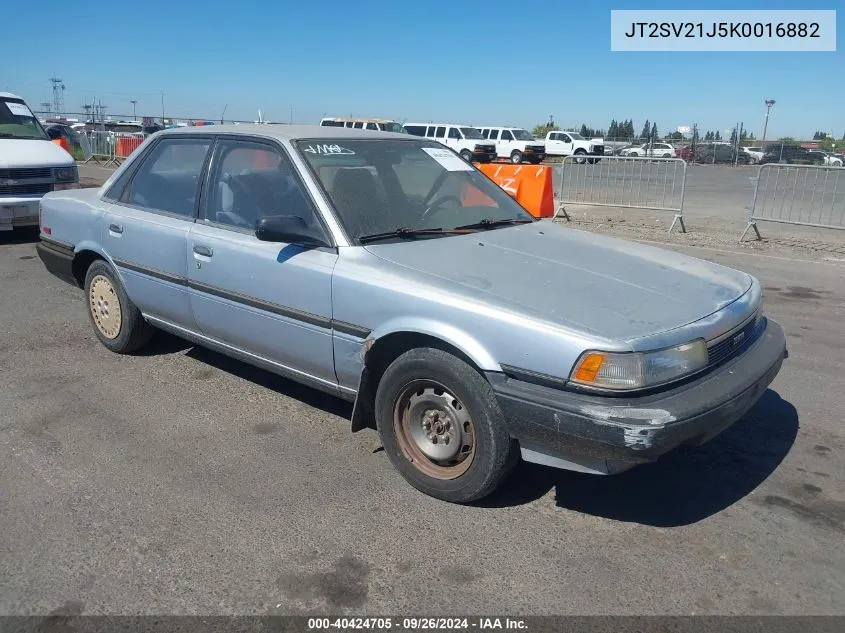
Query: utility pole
762,99,775,141
49,77,65,118
130,99,138,121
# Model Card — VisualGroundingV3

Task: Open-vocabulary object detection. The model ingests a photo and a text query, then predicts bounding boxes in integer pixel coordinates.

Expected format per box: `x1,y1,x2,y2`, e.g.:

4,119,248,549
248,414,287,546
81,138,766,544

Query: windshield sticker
6,102,35,118
422,147,474,171
302,144,355,156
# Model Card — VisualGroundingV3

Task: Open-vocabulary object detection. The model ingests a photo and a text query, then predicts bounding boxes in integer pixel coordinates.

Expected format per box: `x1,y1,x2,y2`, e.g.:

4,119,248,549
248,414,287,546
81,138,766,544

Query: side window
479,129,488,139
435,126,446,139
345,122,354,128
123,137,211,217
204,139,320,233
500,130,513,141
489,130,499,140
426,126,436,137
353,122,364,129
404,125,425,137
561,134,571,143
448,127,461,140
366,122,379,130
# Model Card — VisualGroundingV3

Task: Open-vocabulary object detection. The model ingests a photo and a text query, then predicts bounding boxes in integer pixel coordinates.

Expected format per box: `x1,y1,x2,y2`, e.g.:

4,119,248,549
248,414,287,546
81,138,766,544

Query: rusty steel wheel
392,380,476,480
88,274,123,339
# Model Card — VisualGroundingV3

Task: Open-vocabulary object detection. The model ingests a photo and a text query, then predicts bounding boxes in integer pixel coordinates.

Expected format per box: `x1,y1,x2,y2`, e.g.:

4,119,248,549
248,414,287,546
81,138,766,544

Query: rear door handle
108,223,123,234
193,245,213,257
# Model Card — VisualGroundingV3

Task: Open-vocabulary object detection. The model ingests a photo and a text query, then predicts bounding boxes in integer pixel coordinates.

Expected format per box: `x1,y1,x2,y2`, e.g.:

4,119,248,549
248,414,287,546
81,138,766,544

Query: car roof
158,123,412,141
403,122,475,128
0,92,24,100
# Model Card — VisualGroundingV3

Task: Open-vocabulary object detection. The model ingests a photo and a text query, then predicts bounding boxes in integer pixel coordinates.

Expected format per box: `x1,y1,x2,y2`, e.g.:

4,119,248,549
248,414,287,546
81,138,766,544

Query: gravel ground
1,164,843,616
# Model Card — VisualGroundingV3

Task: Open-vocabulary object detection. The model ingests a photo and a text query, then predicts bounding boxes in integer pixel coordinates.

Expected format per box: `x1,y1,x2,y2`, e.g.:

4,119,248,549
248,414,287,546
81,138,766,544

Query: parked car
43,122,93,161
619,142,676,158
403,122,496,163
759,144,826,165
36,124,787,504
320,117,405,134
694,143,753,165
819,152,843,167
743,146,765,163
476,126,545,164
544,130,604,164
0,92,79,232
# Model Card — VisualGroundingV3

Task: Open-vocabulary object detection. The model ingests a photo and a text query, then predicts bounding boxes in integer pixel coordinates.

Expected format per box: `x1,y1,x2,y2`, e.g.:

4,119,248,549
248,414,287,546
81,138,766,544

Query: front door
102,135,212,329
186,137,338,387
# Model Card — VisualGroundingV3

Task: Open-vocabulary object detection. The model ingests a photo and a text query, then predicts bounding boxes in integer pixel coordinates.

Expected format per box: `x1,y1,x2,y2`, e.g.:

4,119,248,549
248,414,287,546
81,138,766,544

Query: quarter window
435,126,446,139
123,137,211,217
366,122,379,130
204,139,320,233
489,130,499,140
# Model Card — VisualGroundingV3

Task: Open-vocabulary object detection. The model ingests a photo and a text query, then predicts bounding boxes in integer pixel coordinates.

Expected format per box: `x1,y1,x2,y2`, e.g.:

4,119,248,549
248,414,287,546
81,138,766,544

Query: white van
476,126,546,164
1,93,78,231
319,117,405,133
402,123,497,163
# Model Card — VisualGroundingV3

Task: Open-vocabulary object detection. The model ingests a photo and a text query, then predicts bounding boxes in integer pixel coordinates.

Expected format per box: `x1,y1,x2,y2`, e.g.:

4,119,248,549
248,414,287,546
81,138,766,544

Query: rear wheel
375,348,518,503
84,259,152,353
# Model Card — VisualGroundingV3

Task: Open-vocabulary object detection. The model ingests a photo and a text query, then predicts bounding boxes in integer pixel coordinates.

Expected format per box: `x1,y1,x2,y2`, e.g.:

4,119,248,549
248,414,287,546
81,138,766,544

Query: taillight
39,203,51,235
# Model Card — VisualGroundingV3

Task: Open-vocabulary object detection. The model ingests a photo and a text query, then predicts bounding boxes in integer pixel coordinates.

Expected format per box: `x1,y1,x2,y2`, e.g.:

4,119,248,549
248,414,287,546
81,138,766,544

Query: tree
778,136,795,141
715,131,721,141
749,132,756,140
640,119,651,139
624,119,635,139
667,130,684,140
813,131,824,140
533,122,559,138
608,119,618,139
579,124,589,137
651,122,658,140
819,136,836,151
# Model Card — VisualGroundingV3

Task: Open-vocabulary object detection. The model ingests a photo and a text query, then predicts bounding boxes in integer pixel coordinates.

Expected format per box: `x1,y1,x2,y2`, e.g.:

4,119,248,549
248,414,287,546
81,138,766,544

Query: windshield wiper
359,227,452,244
455,218,534,231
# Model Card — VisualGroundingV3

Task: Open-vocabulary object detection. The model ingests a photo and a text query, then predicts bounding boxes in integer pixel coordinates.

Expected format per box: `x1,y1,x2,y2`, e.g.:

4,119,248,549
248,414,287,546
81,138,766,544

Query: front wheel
510,150,523,164
574,149,587,164
460,150,473,163
374,348,518,504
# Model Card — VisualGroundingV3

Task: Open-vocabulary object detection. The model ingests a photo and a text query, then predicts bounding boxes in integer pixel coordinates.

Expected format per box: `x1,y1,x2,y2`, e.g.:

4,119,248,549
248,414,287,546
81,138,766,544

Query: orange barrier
115,136,145,159
472,163,555,218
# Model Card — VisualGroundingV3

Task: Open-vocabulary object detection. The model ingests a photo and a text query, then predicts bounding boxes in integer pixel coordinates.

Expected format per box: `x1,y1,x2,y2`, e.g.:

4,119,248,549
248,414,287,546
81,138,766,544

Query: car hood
0,138,74,169
363,222,752,342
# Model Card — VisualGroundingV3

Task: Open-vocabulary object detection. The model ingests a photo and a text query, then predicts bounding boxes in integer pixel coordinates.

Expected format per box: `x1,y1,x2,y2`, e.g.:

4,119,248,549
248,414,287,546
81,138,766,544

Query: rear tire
374,347,518,504
84,259,152,354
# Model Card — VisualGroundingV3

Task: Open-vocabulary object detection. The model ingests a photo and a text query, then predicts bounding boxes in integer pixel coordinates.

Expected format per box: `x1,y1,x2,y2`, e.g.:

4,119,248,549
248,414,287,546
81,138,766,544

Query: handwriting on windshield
303,144,355,155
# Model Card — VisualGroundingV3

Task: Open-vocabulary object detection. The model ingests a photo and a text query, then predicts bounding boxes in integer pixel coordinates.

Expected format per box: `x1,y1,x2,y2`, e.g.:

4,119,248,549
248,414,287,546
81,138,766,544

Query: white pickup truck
1,92,78,231
544,130,604,164
475,126,546,164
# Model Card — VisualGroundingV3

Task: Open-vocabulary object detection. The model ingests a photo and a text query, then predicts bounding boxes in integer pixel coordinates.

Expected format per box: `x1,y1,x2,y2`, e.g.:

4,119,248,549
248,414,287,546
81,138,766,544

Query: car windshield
567,132,585,140
512,129,535,141
295,139,534,244
460,127,484,140
0,98,49,140
382,122,405,133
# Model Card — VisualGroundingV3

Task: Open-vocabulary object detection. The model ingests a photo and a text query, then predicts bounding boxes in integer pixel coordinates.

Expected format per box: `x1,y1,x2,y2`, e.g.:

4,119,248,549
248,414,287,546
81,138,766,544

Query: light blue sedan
36,125,787,503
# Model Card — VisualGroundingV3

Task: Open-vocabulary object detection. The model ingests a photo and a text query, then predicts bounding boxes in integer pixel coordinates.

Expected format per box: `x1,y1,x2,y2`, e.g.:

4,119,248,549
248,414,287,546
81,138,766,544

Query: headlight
570,339,708,391
54,166,78,183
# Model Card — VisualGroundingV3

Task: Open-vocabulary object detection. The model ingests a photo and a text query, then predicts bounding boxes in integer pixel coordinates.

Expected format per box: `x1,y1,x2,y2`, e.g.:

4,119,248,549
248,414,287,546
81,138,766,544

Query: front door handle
193,245,213,257
108,223,123,234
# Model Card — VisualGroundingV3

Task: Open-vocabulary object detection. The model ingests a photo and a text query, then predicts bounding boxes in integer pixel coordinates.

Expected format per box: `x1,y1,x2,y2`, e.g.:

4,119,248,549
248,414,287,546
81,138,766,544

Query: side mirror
255,215,328,248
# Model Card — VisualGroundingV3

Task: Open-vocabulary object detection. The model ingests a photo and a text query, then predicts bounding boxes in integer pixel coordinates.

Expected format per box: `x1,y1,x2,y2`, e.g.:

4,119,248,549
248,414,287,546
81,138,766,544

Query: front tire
460,150,473,163
510,150,523,164
574,149,587,164
84,259,152,354
374,348,518,504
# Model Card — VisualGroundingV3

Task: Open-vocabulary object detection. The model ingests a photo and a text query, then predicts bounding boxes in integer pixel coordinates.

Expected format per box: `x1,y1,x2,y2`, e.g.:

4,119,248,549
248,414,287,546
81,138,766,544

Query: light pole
762,99,775,141
130,99,138,122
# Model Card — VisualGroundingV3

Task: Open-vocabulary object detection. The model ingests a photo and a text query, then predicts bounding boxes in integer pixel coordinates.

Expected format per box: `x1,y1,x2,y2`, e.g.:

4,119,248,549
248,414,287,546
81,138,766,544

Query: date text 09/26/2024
307,617,527,630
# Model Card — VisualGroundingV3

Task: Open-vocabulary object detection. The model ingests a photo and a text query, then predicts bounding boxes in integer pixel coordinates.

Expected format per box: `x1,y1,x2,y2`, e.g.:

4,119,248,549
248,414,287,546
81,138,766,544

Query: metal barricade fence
82,130,119,167
741,164,845,241
553,155,688,233
113,132,146,161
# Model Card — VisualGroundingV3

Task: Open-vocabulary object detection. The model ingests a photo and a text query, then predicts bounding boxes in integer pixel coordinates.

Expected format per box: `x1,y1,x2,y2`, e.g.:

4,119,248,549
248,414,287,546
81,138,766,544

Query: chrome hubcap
89,275,122,339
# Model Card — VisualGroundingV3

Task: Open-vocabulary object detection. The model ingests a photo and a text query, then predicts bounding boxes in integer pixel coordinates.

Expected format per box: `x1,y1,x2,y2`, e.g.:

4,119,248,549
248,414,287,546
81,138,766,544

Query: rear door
101,135,212,329
186,137,338,386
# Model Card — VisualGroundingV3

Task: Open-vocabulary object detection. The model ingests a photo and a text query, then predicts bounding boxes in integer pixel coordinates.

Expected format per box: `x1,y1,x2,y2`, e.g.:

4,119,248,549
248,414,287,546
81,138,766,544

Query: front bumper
488,318,787,474
473,151,498,163
0,198,40,230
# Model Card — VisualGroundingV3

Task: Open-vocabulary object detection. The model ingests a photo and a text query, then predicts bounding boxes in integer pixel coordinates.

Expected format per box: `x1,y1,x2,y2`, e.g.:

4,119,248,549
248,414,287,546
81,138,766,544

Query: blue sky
3,0,841,138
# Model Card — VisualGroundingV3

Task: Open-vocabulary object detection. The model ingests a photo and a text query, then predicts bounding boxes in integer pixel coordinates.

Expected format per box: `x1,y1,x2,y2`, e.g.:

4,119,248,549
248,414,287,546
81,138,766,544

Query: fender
349,316,502,432
72,240,126,285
